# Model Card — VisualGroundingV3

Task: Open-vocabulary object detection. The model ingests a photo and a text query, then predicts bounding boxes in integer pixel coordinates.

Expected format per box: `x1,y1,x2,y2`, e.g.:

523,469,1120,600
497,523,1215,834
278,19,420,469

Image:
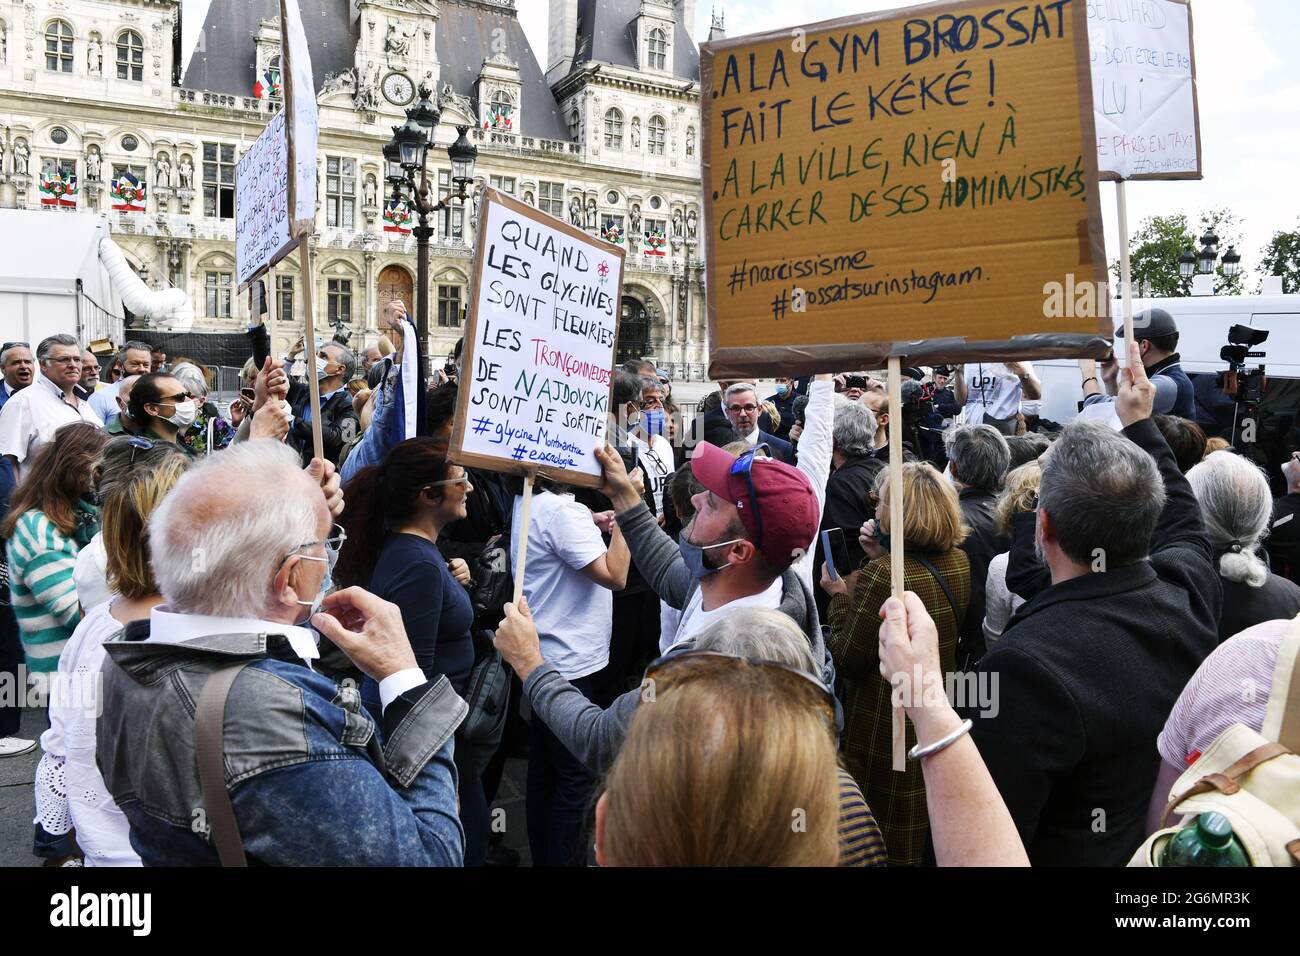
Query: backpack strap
911,553,964,631
1262,613,1300,751
195,661,252,867
1159,741,1292,828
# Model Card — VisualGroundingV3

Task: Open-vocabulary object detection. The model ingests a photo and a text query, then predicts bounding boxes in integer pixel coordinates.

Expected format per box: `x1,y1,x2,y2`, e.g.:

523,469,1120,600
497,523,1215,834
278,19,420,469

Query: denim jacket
97,625,468,866
340,358,397,484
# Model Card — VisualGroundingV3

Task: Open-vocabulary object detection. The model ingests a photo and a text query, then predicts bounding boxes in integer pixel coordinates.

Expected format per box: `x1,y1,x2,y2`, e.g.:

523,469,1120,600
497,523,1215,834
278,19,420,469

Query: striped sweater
6,510,86,674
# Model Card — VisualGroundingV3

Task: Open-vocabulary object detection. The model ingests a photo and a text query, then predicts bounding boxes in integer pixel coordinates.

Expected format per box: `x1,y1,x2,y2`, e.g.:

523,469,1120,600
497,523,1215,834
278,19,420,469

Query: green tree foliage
1258,220,1300,294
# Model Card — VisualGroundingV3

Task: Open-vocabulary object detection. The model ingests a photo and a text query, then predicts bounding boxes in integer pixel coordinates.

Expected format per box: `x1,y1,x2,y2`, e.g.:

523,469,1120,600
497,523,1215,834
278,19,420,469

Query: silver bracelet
908,718,974,761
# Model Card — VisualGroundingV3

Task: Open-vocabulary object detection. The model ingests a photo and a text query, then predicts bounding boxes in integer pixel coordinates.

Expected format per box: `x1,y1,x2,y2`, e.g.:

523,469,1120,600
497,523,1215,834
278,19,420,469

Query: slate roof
572,0,699,80
181,0,357,97
435,1,570,140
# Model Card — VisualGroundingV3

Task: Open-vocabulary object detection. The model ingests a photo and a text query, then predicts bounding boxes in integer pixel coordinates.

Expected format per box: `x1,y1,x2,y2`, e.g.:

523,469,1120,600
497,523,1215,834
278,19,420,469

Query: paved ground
1,705,534,867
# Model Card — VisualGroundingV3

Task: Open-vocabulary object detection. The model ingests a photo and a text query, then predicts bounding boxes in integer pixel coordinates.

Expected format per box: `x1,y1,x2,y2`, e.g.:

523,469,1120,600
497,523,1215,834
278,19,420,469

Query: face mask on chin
678,523,745,580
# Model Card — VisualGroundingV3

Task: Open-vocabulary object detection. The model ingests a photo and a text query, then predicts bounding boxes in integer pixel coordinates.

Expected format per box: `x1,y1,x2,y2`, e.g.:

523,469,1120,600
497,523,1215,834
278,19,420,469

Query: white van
1033,291,1300,429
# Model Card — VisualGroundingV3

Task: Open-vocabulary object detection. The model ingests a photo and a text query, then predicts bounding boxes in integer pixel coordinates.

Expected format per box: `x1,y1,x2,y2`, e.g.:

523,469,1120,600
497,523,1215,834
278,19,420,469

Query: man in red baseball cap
595,439,824,660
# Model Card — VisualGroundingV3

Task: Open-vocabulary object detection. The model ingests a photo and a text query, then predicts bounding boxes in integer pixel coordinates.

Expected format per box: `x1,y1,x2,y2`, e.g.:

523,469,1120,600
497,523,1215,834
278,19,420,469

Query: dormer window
647,28,667,71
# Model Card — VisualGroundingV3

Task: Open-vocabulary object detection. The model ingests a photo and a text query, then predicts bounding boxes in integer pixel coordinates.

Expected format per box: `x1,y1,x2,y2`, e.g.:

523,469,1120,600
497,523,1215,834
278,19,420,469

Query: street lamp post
384,85,477,378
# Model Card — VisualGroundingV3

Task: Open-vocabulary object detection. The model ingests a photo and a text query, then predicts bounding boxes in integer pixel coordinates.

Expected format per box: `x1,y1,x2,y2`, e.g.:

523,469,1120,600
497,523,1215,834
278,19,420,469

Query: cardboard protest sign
1089,0,1200,181
700,0,1109,377
235,111,292,288
450,188,624,488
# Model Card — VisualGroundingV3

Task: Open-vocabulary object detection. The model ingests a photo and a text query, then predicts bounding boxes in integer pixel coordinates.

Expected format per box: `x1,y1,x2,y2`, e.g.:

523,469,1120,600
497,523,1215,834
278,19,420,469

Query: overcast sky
184,1,1299,285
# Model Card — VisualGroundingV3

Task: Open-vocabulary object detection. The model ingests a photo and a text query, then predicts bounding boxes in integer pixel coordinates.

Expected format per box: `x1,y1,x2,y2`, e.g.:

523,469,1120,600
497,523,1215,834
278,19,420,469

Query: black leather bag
469,546,514,631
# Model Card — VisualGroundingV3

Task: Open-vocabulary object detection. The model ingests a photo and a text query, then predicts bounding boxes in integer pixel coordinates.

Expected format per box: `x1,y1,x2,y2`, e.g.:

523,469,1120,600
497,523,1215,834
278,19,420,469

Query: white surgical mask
316,356,331,380
162,399,197,428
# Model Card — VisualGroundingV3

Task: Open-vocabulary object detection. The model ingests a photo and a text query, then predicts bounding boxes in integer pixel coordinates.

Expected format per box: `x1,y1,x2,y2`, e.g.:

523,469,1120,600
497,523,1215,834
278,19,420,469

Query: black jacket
822,454,885,570
972,418,1221,867
1269,493,1300,585
957,487,1009,665
1215,563,1300,643
290,386,359,467
765,389,798,440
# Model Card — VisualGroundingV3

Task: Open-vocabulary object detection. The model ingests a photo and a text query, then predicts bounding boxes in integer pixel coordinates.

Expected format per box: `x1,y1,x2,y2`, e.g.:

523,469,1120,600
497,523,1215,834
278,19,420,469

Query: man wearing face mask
102,375,141,436
765,377,798,441
96,439,468,865
127,372,200,454
489,439,830,776
290,342,361,468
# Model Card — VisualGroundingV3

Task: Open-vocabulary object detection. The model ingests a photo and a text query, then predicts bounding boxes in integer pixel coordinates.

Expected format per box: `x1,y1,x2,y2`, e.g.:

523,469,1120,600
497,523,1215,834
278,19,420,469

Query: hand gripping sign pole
280,0,323,463
887,357,907,772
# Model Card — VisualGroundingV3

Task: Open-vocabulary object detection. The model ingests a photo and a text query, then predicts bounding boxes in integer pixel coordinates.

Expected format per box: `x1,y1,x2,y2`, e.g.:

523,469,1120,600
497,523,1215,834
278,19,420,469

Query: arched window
648,116,666,157
116,30,143,81
647,28,667,71
604,108,623,151
45,20,74,73
488,90,514,130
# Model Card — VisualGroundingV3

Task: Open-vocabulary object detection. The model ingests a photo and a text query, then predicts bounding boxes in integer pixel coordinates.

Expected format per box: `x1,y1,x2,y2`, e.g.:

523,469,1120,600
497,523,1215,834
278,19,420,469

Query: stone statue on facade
585,197,597,230
569,196,582,228
156,153,172,190
178,157,194,191
671,209,684,237
88,37,103,76
13,139,29,178
385,21,415,56
686,208,698,240
85,147,101,181
363,176,377,207
629,202,641,235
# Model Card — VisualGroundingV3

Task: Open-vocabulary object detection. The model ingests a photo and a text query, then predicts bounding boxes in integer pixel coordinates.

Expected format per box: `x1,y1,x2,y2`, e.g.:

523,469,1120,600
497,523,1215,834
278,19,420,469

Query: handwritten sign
701,0,1109,376
1088,0,1200,180
450,188,624,487
235,111,293,288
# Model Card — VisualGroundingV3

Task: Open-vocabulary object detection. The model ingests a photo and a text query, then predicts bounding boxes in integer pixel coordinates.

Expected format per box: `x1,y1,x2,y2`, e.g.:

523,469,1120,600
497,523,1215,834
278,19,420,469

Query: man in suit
290,341,361,467
723,383,794,464
972,340,1220,866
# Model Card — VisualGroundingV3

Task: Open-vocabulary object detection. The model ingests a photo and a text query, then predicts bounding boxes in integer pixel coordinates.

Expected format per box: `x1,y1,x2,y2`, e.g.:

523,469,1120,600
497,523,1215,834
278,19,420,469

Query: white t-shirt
511,491,612,680
632,433,675,517
962,363,1022,424
662,576,783,654
37,600,141,867
74,532,112,612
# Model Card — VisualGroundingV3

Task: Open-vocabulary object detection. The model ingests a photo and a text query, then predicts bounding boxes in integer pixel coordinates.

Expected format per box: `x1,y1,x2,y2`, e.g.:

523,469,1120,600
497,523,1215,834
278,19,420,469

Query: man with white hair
723,382,793,463
0,334,102,479
96,440,467,865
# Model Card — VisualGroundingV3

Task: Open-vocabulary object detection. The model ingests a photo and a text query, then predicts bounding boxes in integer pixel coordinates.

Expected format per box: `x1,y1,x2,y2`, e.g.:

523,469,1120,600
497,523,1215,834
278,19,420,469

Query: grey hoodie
522,501,832,774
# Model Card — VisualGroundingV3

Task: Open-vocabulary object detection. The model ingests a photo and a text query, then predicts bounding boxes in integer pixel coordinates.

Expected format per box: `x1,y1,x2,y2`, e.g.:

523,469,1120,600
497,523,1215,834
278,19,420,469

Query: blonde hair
995,461,1043,537
876,461,969,551
102,454,190,599
601,661,840,867
1204,437,1230,457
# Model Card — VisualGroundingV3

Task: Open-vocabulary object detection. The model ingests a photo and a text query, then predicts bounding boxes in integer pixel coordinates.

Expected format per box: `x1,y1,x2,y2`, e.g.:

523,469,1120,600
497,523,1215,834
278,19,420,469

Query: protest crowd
2,300,1299,869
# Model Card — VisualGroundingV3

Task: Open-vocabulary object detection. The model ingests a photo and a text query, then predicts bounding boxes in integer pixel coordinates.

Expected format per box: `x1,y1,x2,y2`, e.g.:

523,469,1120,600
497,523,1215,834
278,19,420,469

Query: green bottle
1161,812,1251,867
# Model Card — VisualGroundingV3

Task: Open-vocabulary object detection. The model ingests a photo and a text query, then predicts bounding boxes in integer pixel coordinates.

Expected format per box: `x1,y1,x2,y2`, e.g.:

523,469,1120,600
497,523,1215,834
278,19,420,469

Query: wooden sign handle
512,469,536,605
887,356,908,773
1117,180,1135,349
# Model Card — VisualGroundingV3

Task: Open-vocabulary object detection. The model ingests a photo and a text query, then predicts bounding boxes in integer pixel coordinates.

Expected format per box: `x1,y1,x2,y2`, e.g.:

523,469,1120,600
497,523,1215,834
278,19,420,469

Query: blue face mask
678,525,745,579
776,383,790,397
874,523,892,552
644,409,666,436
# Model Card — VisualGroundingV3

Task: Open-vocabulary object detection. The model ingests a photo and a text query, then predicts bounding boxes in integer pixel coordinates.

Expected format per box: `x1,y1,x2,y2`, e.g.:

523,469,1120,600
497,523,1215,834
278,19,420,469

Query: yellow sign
701,0,1109,376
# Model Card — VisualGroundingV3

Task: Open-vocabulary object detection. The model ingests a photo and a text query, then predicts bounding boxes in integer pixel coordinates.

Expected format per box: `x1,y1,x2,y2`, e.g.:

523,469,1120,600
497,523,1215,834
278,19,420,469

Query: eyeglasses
727,403,759,414
641,651,837,731
730,445,767,551
279,524,348,573
46,355,82,366
423,474,471,493
126,436,156,467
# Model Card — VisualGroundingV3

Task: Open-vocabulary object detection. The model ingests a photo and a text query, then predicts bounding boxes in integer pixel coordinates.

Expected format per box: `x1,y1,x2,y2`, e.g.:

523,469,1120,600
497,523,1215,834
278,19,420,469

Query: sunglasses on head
730,445,768,551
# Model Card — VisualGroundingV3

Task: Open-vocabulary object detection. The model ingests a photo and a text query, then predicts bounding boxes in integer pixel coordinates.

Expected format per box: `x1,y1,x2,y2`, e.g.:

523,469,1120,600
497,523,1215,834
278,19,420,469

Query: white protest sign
282,0,318,227
1089,0,1201,180
235,111,292,288
451,189,624,488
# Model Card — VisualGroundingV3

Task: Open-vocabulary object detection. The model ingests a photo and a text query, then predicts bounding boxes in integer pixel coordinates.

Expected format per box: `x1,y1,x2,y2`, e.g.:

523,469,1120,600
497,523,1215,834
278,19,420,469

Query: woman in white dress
35,438,190,866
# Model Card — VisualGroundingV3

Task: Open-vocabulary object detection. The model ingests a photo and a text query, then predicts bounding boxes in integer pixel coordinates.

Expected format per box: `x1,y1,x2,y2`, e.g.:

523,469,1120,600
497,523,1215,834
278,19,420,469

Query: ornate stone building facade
0,0,715,378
